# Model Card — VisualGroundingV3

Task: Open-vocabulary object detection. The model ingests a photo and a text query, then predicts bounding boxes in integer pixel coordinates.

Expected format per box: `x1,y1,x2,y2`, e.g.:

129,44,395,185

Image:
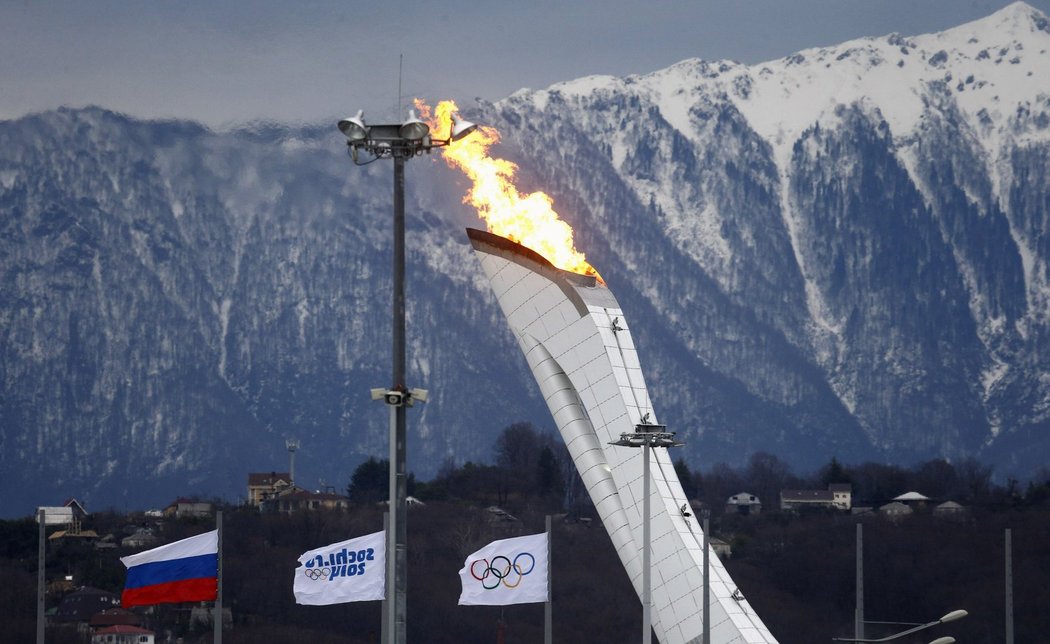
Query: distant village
27,454,988,644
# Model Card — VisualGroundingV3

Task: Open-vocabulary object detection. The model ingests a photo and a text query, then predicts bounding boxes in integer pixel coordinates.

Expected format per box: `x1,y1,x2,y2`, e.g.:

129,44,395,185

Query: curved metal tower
468,228,778,644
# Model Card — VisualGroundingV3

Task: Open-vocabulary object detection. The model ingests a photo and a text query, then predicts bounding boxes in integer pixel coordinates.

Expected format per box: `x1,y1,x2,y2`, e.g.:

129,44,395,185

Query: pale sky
2,0,1048,129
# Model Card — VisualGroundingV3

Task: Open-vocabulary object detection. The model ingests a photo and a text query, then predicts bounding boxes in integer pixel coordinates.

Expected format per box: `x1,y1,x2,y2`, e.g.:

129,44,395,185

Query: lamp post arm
833,609,966,643
832,619,940,642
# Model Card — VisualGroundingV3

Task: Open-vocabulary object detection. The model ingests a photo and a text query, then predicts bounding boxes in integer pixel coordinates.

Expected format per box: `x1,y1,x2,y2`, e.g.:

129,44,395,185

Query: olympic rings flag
458,532,549,606
293,530,385,605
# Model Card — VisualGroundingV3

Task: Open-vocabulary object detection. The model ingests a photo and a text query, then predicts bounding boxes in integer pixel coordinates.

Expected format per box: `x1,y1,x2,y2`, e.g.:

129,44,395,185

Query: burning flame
416,99,601,281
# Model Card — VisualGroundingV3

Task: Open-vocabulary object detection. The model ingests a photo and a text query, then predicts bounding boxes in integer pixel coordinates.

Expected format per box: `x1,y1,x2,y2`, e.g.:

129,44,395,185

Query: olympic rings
468,551,536,590
304,566,331,581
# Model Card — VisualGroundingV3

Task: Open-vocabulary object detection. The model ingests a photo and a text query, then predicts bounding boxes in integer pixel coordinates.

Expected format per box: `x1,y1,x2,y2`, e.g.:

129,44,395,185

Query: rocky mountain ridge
1,3,1048,516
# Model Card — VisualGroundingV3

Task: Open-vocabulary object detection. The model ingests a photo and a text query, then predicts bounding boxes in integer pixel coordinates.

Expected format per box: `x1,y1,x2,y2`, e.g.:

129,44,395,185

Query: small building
121,528,158,549
260,488,349,513
91,624,155,644
163,498,213,519
710,537,732,560
879,501,913,520
892,491,930,508
53,587,121,624
829,484,853,510
780,484,852,512
247,472,292,507
64,498,89,520
89,608,145,630
94,534,119,550
725,493,761,516
933,500,969,521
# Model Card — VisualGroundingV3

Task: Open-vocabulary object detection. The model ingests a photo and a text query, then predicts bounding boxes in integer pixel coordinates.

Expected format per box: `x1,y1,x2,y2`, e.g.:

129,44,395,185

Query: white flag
458,532,548,606
293,531,385,605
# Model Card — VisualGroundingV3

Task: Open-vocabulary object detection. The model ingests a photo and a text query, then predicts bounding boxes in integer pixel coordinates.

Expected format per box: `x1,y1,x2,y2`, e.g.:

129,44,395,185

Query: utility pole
855,523,864,642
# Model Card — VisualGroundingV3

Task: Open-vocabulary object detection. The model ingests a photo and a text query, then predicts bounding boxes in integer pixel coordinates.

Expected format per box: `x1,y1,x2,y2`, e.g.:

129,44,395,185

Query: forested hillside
3,451,1049,644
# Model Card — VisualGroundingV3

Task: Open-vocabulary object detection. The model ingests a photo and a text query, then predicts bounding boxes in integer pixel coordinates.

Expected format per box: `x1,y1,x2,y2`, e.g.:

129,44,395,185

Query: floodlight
338,109,367,141
399,109,429,141
450,116,478,142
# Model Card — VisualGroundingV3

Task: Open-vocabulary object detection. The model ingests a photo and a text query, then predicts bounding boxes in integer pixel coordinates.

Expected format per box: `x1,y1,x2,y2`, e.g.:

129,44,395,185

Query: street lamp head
338,109,368,142
450,116,478,142
938,609,967,624
399,109,430,141
609,430,683,449
927,638,955,644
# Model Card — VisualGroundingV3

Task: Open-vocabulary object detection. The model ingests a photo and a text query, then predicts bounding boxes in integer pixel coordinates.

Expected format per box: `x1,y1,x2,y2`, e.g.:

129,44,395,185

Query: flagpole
702,513,710,644
214,509,223,644
545,514,552,644
386,402,397,644
37,508,45,644
382,511,389,644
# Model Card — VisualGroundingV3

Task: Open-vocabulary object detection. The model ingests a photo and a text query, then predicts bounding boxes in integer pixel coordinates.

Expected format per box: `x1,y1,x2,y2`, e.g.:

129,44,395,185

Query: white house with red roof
91,624,154,643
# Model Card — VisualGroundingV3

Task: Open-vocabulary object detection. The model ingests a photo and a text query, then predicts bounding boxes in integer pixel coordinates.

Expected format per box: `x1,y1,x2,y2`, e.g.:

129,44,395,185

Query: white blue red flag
458,532,548,606
120,530,218,607
293,530,386,605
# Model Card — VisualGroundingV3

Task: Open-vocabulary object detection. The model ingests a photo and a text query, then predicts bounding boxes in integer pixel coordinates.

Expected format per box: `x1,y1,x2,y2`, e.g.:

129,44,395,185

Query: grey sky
2,0,1048,129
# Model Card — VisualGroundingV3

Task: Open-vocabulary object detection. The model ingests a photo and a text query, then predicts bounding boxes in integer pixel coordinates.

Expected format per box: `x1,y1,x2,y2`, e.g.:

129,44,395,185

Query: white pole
642,439,651,644
214,509,223,644
386,404,397,644
545,514,552,644
702,514,710,644
37,508,45,644
381,511,389,644
1005,528,1014,644
386,401,396,642
855,523,864,642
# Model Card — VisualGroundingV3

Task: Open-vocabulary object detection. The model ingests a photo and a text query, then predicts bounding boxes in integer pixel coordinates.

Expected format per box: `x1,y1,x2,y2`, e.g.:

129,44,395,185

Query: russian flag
120,529,218,607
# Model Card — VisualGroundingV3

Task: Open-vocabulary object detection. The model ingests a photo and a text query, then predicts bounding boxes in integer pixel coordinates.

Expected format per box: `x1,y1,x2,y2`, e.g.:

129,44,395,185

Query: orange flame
416,99,601,281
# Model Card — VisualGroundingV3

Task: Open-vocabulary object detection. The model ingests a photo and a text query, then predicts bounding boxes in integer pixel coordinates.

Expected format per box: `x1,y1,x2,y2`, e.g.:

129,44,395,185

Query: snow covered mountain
1,3,1048,515
481,0,1050,466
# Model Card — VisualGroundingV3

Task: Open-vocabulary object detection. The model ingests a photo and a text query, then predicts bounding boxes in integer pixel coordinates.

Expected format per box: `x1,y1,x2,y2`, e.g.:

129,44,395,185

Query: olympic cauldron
468,228,778,644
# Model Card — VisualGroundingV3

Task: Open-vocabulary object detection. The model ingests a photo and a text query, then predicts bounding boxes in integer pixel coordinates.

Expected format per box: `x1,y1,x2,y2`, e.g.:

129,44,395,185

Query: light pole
610,424,683,644
339,107,477,644
832,609,968,643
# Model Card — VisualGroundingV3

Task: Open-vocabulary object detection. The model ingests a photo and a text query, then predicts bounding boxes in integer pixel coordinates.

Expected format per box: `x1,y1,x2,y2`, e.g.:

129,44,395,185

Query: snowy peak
508,2,1050,171
732,1,1050,165
956,0,1050,36
912,2,1050,129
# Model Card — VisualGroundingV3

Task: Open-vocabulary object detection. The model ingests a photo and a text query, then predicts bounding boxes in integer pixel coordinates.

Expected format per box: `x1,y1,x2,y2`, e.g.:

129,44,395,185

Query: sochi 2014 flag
120,530,218,607
293,530,386,605
458,532,548,606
